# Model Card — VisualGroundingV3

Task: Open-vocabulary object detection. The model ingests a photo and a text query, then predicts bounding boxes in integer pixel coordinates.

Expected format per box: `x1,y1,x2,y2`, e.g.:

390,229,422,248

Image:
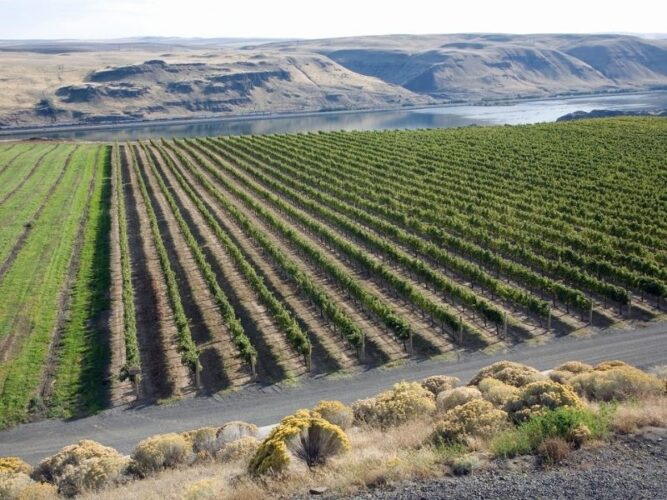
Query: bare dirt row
120,145,192,401
168,141,410,364
136,144,254,391
154,143,359,374
186,141,456,355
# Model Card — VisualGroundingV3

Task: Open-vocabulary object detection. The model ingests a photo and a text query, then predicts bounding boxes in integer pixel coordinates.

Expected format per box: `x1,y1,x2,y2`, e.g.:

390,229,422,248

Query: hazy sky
0,0,665,39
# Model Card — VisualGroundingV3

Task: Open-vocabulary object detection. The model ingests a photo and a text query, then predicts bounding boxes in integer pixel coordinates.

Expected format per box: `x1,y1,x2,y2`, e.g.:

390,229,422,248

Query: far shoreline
1,87,665,141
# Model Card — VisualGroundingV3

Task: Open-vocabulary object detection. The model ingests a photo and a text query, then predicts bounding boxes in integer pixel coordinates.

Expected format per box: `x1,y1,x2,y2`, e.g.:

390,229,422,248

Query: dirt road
1,323,665,464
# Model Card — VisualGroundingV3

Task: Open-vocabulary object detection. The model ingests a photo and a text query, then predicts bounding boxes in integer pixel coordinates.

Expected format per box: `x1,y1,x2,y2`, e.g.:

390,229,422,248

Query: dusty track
1,322,664,464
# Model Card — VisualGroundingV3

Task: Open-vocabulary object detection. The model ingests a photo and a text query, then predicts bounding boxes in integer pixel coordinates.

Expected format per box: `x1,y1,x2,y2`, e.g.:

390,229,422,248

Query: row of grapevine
326,128,666,250
193,138,504,338
210,137,550,321
158,140,367,353
0,145,100,428
244,134,618,311
126,146,200,372
310,131,666,293
113,145,141,378
142,142,305,367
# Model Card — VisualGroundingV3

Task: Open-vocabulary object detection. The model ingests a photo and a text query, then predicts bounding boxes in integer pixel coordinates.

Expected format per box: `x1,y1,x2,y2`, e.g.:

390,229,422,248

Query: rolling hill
0,34,666,128
269,34,667,100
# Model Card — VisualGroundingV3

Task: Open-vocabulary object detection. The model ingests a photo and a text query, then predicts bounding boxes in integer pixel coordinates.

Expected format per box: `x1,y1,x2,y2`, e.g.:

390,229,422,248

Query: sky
0,0,665,40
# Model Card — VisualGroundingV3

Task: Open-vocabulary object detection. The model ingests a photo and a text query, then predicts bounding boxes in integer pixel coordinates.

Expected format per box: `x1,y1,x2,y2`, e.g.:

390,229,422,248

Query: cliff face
281,34,667,100
0,33,665,128
0,47,430,127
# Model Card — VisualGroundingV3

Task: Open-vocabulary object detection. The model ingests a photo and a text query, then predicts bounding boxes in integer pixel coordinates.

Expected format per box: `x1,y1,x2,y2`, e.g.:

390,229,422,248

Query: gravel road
0,322,665,464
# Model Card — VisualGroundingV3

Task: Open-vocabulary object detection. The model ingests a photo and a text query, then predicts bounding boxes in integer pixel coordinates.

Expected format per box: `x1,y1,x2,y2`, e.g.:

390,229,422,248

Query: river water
4,91,667,141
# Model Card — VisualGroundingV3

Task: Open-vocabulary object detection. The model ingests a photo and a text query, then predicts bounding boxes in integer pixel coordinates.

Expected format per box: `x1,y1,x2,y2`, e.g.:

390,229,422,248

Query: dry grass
651,365,667,393
79,418,441,500
16,364,667,499
78,461,244,500
537,437,571,465
569,365,663,402
611,397,667,434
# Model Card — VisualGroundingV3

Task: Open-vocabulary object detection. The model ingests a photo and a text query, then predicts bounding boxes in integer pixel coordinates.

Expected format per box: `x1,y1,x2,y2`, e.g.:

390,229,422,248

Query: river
3,91,667,141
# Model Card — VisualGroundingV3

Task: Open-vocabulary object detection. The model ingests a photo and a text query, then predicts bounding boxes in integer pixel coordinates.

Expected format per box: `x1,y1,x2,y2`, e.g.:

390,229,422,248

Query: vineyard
0,117,665,428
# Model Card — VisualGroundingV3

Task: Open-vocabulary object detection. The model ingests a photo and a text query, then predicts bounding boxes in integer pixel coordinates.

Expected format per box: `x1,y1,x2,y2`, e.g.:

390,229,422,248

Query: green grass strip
47,146,112,418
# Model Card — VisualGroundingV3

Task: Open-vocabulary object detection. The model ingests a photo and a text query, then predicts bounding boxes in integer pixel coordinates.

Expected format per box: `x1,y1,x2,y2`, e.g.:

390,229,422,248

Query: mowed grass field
0,143,109,427
0,117,665,429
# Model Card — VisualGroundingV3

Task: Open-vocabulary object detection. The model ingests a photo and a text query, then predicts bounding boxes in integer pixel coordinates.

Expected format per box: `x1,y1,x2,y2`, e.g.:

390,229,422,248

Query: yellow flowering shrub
216,436,260,463
248,410,349,475
32,440,128,496
216,421,258,446
436,387,482,412
549,371,573,384
594,360,632,371
15,481,58,500
131,433,193,477
478,378,520,408
469,361,544,388
569,365,663,402
182,427,219,459
431,399,508,445
420,375,460,395
312,400,354,430
0,472,34,499
0,458,31,475
554,361,593,374
507,380,583,423
351,397,377,425
351,382,436,428
567,423,592,448
549,361,593,384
